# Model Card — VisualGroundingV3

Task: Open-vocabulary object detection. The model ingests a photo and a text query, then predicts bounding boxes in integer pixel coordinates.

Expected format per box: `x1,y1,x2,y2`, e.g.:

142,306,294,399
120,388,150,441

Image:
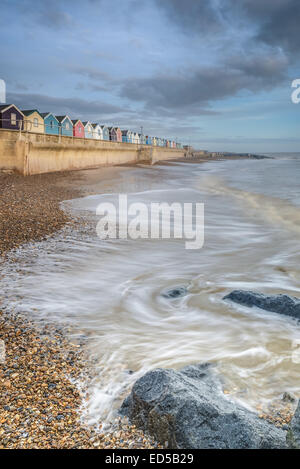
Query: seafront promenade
0,128,185,176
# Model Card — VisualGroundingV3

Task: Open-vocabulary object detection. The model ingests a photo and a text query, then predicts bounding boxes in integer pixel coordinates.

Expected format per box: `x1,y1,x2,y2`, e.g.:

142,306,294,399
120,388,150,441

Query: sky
0,0,299,152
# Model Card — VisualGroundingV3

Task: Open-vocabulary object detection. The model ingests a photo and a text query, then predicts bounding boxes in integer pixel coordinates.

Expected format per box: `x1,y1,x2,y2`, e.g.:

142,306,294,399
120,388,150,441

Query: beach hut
40,113,59,135
109,127,122,142
108,127,117,142
0,104,24,130
146,136,152,145
99,125,109,141
115,127,122,142
152,136,157,146
122,130,133,143
91,123,102,140
132,132,140,144
121,130,128,143
56,115,73,137
72,119,85,138
22,109,44,133
82,121,93,139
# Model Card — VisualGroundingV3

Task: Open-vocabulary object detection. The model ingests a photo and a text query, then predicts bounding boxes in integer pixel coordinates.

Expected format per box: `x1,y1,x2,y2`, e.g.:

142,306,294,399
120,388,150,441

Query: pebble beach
0,169,162,449
0,161,297,449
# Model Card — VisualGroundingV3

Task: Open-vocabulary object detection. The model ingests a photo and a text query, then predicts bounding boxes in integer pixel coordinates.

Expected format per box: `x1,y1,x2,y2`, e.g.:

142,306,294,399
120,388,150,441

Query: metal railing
0,118,182,148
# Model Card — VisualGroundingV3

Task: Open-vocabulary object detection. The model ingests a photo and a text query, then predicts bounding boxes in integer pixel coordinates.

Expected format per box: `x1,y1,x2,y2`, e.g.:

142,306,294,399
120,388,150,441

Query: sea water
2,154,300,425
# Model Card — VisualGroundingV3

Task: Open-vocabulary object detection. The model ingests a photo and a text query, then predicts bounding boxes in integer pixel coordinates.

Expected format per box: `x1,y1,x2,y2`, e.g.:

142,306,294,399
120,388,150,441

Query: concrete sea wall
0,129,185,175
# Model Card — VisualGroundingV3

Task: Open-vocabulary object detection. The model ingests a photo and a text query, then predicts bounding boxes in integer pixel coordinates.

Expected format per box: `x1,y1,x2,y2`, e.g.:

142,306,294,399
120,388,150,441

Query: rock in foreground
120,364,287,449
287,401,300,449
223,290,300,320
162,286,187,299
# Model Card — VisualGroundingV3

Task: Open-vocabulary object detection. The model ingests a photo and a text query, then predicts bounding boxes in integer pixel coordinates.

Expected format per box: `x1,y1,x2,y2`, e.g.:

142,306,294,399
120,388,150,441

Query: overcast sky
0,0,299,152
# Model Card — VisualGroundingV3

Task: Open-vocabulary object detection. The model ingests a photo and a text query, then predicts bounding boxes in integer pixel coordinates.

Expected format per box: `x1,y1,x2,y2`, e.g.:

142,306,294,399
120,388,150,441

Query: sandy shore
0,165,164,449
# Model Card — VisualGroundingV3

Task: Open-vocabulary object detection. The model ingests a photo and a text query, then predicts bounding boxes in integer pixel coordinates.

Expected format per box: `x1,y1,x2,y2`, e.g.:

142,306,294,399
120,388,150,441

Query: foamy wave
201,176,300,235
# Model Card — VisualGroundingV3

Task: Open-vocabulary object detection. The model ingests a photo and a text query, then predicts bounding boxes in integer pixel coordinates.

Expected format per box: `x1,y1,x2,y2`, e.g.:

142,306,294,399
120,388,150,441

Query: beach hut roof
0,104,24,115
40,112,58,121
22,109,42,117
55,115,72,123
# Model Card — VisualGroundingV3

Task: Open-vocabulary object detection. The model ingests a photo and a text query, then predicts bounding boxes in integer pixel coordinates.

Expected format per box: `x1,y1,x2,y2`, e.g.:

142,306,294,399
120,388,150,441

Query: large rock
162,286,187,299
223,290,300,320
287,401,300,448
120,364,287,449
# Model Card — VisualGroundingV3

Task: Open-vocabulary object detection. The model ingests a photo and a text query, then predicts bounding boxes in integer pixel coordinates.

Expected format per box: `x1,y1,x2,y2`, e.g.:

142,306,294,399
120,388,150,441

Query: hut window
34,118,38,127
50,121,53,128
11,113,16,125
66,122,70,130
78,126,81,133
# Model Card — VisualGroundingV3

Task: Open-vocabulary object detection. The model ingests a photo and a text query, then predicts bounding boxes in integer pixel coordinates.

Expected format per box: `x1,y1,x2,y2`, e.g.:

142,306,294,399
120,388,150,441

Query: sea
1,152,300,425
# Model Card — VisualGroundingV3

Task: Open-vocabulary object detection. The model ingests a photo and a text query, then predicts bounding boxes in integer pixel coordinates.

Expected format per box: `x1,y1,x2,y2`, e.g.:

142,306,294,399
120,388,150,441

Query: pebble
0,295,162,449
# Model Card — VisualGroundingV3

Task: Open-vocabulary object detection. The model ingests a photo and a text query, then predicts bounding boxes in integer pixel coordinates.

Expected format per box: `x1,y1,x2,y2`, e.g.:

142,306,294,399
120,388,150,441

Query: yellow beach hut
22,109,44,133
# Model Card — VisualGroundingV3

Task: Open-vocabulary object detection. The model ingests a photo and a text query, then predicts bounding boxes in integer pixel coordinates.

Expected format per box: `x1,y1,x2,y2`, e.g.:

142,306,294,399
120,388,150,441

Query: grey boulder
162,286,187,299
223,290,300,320
120,364,287,449
287,401,300,448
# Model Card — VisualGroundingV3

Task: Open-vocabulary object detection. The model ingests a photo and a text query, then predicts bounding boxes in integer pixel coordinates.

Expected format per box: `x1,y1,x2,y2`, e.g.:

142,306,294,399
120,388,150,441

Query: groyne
0,129,185,175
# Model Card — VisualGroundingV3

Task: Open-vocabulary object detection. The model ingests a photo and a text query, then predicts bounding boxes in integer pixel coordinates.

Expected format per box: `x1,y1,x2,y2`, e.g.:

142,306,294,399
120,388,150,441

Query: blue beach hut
40,113,59,135
56,115,73,137
100,125,110,141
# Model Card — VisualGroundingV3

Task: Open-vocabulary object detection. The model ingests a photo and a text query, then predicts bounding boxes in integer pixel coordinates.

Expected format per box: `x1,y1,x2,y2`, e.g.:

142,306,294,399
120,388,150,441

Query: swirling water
2,153,300,424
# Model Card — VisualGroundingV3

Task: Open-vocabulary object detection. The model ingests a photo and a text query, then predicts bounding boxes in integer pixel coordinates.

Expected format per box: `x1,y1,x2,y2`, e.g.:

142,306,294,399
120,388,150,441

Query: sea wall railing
0,118,181,148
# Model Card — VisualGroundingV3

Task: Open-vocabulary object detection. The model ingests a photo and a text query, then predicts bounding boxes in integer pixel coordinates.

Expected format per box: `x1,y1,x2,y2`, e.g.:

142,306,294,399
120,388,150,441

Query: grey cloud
226,53,288,82
155,0,224,36
7,92,126,120
20,0,75,30
240,0,300,54
156,0,300,56
69,66,112,82
37,8,73,30
121,53,287,112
